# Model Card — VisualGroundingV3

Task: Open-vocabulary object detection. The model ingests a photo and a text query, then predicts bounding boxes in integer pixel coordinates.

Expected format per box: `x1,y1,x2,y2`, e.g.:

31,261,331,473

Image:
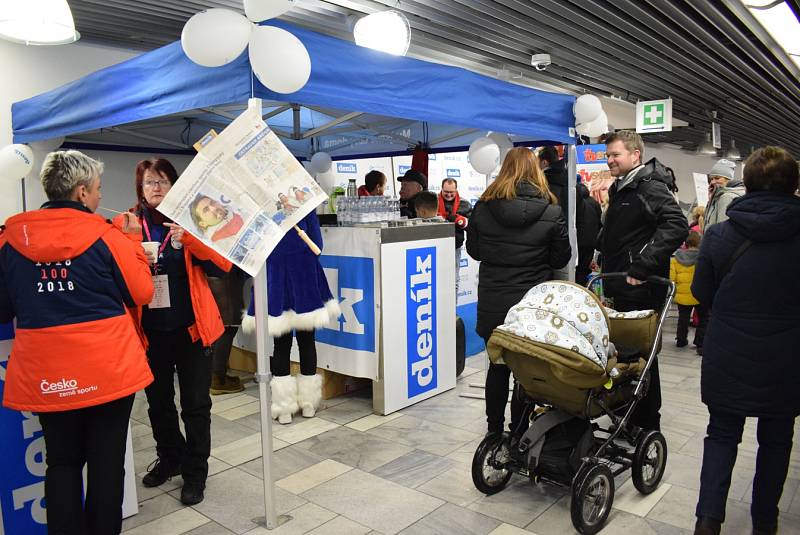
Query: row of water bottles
336,196,402,224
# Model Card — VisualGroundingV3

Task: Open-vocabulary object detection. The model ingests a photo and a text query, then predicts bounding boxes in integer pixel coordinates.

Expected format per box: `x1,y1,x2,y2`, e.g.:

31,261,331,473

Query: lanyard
141,217,173,273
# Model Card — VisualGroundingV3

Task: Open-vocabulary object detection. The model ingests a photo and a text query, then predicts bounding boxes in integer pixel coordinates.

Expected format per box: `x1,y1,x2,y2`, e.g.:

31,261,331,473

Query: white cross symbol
645,105,663,124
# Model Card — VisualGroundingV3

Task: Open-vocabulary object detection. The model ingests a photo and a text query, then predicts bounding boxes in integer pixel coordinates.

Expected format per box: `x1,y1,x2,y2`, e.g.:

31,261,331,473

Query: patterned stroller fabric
496,281,610,369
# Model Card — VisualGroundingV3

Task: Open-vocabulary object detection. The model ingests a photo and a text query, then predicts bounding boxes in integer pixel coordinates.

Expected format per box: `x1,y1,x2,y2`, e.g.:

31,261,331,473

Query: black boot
142,458,181,488
181,481,205,505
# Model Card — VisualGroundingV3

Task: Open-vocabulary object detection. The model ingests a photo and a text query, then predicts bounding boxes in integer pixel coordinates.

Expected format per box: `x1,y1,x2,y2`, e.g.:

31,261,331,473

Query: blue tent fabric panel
12,42,252,143
12,21,575,145
256,21,575,144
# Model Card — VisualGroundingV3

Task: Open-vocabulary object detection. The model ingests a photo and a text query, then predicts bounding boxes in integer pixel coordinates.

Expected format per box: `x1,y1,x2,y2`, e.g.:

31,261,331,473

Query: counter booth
8,20,577,529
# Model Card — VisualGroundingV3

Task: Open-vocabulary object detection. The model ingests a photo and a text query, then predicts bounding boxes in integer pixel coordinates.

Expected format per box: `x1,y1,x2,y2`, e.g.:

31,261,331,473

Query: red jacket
113,213,232,347
1,202,154,412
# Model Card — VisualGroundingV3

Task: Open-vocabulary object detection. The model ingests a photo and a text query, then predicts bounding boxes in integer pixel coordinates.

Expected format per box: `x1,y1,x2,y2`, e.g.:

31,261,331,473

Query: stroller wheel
570,462,614,534
471,434,513,495
632,430,668,494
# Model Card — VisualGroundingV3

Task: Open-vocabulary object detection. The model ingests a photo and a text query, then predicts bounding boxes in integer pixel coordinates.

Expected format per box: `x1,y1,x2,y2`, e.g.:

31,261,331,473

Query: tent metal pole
248,97,285,530
567,144,578,282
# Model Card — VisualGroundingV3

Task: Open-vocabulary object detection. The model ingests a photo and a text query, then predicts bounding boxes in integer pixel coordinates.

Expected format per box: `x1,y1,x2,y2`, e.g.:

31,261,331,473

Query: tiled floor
123,314,800,534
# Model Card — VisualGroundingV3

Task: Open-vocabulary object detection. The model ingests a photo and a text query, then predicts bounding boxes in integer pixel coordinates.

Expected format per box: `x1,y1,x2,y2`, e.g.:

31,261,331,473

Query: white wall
644,143,742,205
24,150,194,215
0,38,138,221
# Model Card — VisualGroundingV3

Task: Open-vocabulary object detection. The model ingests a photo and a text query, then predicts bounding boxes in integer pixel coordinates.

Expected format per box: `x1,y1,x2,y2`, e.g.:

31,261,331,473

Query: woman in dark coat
691,147,800,535
466,147,571,437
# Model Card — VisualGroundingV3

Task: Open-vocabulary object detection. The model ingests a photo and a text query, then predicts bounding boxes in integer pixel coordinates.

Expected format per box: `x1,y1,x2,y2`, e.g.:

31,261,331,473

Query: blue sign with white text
446,168,461,178
398,165,411,175
0,322,47,534
406,247,437,398
317,256,375,352
336,162,358,174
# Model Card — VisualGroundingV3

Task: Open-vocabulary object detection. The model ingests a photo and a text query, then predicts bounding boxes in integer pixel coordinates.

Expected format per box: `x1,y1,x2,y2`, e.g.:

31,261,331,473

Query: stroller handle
587,271,673,289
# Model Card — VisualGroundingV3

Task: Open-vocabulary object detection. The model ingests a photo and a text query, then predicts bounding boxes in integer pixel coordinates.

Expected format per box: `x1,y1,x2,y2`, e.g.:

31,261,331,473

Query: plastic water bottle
347,179,357,197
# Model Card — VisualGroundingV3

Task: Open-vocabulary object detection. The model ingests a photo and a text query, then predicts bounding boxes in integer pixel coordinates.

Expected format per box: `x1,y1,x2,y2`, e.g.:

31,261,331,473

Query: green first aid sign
636,99,673,133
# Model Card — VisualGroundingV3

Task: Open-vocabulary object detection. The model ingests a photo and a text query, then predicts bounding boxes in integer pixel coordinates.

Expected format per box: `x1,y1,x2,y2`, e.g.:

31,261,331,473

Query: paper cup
141,241,159,259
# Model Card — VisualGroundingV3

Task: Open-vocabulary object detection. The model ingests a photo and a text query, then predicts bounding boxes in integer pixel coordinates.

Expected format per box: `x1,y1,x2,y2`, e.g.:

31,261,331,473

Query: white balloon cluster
467,132,513,174
180,1,310,95
309,151,332,174
0,144,34,182
574,94,608,138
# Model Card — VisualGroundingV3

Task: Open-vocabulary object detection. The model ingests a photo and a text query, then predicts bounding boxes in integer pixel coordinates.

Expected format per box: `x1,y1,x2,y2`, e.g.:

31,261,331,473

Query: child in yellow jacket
670,231,708,354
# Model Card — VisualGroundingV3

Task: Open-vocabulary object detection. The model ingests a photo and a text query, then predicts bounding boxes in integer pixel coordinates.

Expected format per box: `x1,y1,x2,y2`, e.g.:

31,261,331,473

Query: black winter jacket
466,182,571,339
692,192,800,418
576,183,602,252
599,158,687,307
544,159,570,227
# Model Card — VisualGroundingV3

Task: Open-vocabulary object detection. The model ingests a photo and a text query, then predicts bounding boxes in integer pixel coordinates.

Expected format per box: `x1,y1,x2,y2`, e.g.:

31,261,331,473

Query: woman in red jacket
0,150,154,535
118,158,231,507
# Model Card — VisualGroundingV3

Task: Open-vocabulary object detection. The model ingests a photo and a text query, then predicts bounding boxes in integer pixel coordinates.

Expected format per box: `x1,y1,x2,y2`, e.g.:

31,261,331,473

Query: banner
158,107,327,276
576,144,613,206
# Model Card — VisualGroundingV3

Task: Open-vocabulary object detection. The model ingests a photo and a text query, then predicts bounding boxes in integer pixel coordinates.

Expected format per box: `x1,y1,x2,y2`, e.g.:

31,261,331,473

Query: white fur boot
296,374,322,418
270,375,298,424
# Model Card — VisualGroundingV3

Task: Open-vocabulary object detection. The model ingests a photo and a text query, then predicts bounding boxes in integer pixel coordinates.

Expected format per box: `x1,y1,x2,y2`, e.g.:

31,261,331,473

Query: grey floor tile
294,426,414,472
365,415,481,457
184,521,238,534
185,467,306,534
399,503,500,535
122,492,184,531
301,469,443,534
416,466,486,507
371,450,456,488
646,485,699,531
468,477,564,528
238,444,327,482
316,398,374,425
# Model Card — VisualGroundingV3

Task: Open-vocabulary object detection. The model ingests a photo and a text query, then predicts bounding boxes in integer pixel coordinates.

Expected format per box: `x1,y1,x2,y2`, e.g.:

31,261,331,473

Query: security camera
531,54,551,71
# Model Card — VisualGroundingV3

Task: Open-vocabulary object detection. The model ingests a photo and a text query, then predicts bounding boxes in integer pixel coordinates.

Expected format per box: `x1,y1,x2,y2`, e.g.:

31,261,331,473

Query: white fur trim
270,375,298,422
241,314,256,337
296,374,322,417
267,299,342,337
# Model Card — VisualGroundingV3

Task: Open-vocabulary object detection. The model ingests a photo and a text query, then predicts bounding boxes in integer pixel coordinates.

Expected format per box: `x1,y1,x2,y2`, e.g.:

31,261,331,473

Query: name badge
149,274,171,309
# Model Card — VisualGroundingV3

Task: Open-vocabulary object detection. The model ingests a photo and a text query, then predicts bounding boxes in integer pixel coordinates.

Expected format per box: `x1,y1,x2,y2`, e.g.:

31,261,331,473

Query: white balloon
468,137,500,175
244,0,294,23
0,144,34,181
181,9,252,67
487,132,514,161
585,111,609,138
576,122,591,137
249,26,311,94
29,136,64,154
574,94,603,124
310,152,332,173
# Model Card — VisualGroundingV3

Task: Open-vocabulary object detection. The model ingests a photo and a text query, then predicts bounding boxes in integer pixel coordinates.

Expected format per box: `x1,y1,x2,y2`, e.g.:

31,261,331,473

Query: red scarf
438,191,460,219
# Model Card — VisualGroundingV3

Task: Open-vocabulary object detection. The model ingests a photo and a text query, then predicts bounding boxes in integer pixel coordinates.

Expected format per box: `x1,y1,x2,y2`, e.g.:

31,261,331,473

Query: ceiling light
353,11,410,56
697,133,718,156
746,1,800,70
0,0,80,45
725,138,742,161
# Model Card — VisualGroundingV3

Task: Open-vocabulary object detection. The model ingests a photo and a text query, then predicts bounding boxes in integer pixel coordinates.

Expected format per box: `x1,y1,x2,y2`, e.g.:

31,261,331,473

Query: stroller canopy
498,281,610,369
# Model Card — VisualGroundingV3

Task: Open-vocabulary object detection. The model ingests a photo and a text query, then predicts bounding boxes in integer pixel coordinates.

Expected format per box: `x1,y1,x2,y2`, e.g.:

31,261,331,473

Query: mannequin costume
243,211,340,424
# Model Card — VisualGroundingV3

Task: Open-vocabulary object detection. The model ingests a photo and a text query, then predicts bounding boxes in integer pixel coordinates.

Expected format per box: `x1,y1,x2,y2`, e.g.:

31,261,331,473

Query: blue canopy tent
12,20,576,153
11,20,579,528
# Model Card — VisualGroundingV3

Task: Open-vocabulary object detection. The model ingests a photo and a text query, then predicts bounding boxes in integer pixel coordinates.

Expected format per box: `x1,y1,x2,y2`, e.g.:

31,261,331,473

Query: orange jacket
1,203,154,412
113,213,232,347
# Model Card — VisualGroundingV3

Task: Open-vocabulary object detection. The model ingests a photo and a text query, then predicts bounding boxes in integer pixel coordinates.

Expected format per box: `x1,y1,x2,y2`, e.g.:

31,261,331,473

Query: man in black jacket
599,130,688,431
399,169,427,218
539,146,570,226
438,178,471,292
576,182,602,285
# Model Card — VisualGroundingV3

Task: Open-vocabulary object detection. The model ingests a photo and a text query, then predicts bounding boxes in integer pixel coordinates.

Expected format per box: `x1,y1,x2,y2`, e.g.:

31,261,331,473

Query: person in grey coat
704,159,745,228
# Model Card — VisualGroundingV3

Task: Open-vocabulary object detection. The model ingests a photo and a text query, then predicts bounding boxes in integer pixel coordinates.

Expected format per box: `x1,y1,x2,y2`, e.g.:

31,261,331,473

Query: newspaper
157,107,327,276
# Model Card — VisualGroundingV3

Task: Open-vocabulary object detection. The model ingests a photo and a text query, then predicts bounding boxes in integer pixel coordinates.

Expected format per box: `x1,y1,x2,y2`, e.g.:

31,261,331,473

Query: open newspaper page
157,107,327,276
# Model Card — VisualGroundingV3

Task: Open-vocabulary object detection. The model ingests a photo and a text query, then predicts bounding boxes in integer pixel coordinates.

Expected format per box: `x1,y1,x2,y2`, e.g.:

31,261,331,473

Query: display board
576,144,613,206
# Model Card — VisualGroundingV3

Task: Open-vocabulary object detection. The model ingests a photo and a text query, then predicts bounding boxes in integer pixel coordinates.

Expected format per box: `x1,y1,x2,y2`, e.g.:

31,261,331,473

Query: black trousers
144,328,212,485
38,394,134,535
272,329,316,376
697,410,795,531
484,337,526,435
676,303,708,347
613,295,663,431
211,326,238,377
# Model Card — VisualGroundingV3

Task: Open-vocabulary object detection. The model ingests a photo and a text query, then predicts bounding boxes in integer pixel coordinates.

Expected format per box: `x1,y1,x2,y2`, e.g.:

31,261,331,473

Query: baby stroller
471,273,675,534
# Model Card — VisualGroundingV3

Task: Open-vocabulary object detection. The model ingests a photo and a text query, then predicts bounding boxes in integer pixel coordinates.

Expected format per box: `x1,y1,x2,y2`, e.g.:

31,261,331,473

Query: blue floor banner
0,322,48,534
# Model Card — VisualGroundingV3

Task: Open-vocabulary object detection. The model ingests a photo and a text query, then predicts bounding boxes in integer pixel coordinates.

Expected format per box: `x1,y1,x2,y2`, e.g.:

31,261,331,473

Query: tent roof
12,21,576,152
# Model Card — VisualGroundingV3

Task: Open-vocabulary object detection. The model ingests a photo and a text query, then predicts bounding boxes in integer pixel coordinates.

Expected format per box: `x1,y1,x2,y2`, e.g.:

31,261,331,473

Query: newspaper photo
157,107,327,276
